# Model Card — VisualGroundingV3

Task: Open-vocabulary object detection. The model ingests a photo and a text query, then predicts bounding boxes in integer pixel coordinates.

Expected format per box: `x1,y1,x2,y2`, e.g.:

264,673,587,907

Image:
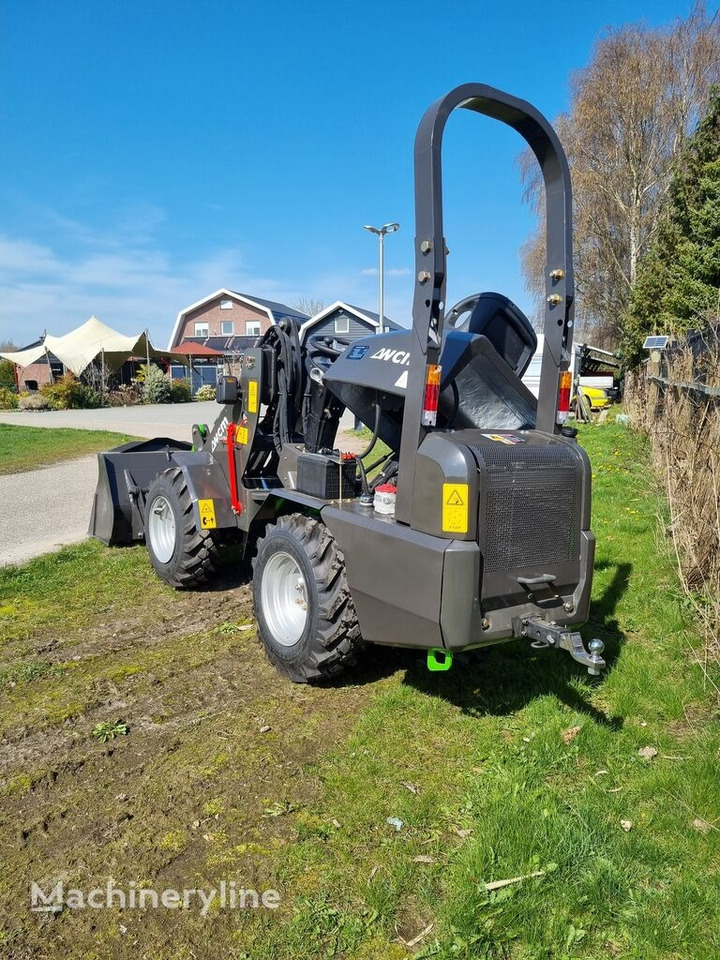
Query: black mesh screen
471,443,581,573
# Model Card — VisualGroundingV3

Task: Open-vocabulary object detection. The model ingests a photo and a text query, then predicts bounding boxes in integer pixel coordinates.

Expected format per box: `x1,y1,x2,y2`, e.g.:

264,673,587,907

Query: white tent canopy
0,317,184,375
0,342,47,367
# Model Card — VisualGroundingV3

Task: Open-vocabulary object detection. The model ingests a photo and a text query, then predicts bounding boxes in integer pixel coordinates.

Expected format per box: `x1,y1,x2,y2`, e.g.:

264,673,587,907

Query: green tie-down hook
427,648,453,672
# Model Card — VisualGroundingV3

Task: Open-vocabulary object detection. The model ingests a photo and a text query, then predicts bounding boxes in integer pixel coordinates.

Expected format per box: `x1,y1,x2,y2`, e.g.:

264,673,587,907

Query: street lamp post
363,222,399,334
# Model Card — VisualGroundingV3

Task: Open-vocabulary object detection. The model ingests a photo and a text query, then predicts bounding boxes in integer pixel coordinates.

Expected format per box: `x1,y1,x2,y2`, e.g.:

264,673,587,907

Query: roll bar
396,83,575,526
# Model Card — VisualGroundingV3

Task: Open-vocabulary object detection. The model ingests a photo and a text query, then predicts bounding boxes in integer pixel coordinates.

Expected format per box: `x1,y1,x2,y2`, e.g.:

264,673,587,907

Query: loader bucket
88,438,192,545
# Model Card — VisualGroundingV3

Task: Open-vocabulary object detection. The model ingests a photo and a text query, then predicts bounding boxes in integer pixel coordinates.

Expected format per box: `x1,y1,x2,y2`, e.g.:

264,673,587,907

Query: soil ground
0,542,397,958
2,421,719,959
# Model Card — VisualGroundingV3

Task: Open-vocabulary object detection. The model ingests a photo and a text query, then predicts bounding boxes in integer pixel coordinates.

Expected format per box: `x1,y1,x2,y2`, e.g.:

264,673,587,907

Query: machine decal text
210,417,230,453
370,348,411,366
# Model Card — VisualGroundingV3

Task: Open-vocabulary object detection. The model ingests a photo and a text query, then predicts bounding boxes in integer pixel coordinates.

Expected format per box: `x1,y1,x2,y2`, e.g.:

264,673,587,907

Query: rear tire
252,514,361,682
145,468,218,588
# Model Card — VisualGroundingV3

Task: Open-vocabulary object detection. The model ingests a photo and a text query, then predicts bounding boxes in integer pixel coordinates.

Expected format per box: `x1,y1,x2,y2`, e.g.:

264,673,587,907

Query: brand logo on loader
211,416,230,453
370,348,411,366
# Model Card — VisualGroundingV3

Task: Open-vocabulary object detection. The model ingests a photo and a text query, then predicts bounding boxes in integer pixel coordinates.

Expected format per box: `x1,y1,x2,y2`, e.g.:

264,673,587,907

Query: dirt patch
0,556,388,958
336,427,373,455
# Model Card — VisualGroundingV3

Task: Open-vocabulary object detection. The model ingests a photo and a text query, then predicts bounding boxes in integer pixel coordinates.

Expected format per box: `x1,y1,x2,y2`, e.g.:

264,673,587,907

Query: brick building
167,289,309,389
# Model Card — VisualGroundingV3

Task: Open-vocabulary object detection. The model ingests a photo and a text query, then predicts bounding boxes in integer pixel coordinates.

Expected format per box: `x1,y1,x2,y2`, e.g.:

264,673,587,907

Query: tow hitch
515,617,606,676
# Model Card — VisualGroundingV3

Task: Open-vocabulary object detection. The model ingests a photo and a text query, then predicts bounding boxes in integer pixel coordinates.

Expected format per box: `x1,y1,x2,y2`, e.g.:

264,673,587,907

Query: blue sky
0,0,699,348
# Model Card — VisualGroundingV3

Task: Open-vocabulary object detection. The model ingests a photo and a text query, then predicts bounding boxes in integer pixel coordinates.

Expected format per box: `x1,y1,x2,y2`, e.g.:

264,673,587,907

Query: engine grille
471,442,581,573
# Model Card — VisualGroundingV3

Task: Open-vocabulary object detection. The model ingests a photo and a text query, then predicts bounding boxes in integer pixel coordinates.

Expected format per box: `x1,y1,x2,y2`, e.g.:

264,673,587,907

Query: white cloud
0,205,414,348
360,267,411,278
0,221,306,347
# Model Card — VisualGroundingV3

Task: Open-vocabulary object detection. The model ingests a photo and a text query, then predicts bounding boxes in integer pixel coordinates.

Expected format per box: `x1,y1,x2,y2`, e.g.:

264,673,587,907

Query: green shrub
142,364,172,404
40,373,103,410
18,392,50,411
0,386,18,409
0,359,16,392
194,384,217,401
170,378,192,403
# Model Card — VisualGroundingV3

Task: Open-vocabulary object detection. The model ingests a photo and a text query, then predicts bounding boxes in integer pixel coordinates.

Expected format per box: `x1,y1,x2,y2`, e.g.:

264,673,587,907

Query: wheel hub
148,494,177,563
261,550,309,646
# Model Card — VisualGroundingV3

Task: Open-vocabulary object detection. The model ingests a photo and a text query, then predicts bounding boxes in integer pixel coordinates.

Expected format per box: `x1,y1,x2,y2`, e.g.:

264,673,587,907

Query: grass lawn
0,423,138,474
0,421,718,958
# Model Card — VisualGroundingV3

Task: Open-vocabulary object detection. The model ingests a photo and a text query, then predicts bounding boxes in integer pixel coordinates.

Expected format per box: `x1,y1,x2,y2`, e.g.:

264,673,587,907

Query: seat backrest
447,292,537,378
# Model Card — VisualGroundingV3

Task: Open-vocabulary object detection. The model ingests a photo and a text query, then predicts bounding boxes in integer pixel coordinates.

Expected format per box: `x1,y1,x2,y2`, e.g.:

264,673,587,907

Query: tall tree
624,87,720,366
293,297,325,317
521,4,720,347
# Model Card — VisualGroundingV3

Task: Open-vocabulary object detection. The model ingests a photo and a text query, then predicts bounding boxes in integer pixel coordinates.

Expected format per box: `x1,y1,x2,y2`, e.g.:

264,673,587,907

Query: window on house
245,321,261,336
334,316,350,334
220,299,233,310
194,322,209,337
221,321,234,336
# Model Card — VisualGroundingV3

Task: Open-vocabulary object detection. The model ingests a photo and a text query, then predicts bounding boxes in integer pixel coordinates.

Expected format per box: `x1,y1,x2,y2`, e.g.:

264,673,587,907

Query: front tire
252,514,361,682
145,468,218,588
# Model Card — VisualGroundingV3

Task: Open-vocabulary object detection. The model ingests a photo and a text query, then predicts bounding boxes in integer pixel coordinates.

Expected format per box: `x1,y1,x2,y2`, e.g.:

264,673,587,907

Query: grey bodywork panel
322,427,593,652
322,493,594,651
325,330,537,451
322,503,446,649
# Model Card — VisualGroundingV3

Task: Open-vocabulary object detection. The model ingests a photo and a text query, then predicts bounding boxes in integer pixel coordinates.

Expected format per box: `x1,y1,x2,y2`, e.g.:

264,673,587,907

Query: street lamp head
364,223,400,237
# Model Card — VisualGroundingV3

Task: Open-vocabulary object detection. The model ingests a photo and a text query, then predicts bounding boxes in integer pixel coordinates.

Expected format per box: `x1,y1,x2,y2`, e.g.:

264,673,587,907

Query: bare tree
293,298,325,317
521,3,720,347
0,340,18,352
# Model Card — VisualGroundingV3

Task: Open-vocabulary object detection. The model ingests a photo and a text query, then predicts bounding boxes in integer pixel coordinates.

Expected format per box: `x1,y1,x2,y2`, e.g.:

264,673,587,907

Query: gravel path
0,456,99,566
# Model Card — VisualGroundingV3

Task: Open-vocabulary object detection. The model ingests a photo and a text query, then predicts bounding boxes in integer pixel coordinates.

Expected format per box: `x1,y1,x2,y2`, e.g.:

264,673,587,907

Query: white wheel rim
261,550,308,646
148,494,177,563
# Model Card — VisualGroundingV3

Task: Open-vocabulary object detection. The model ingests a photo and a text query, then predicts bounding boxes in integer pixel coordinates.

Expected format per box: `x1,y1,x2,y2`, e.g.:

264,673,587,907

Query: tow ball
516,617,606,676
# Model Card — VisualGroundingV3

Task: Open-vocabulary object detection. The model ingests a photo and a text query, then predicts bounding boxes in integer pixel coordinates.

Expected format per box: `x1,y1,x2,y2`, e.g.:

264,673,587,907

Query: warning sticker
247,380,258,414
236,426,248,445
482,433,525,445
442,483,469,534
198,498,217,529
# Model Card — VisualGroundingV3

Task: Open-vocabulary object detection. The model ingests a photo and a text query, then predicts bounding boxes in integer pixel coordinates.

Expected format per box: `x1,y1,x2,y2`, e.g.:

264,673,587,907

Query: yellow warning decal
198,498,217,529
442,483,469,534
247,380,258,414
236,426,248,445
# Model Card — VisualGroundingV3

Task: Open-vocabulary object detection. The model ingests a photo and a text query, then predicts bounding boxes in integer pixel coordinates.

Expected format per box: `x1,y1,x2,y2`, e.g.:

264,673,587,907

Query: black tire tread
145,468,218,589
252,514,361,682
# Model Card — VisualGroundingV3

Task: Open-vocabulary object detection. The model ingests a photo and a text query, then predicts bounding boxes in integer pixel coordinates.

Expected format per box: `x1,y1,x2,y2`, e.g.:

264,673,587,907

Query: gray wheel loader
89,83,605,683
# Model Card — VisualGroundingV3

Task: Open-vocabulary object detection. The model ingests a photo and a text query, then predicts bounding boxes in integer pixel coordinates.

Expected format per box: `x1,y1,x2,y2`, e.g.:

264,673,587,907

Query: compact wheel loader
90,83,605,683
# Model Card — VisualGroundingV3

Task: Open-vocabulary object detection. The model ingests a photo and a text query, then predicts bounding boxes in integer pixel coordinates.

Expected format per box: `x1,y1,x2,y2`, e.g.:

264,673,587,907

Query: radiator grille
472,443,581,573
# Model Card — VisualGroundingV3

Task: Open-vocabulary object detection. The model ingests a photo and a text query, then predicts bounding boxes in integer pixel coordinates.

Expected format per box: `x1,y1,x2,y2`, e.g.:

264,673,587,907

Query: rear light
421,364,442,426
557,370,572,424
